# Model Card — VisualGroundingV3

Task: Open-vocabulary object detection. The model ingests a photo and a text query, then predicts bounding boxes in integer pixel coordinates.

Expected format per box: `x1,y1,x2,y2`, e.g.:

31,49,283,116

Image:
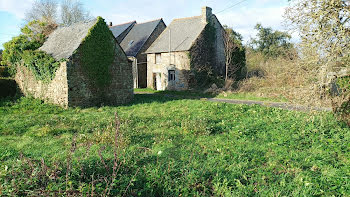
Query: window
168,70,175,81
155,53,161,64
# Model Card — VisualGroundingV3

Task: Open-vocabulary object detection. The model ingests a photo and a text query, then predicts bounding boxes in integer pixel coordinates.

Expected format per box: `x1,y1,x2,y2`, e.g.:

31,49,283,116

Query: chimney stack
201,6,212,23
109,22,113,26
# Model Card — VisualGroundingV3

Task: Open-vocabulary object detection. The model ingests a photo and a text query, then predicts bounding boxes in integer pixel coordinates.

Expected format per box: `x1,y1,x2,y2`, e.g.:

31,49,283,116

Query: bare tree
285,0,350,82
222,26,246,83
61,0,91,26
223,31,234,81
25,0,58,23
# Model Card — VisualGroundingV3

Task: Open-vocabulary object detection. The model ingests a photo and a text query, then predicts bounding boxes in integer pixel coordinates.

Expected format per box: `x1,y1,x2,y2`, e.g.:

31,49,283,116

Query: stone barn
111,19,166,89
15,17,134,108
145,7,226,91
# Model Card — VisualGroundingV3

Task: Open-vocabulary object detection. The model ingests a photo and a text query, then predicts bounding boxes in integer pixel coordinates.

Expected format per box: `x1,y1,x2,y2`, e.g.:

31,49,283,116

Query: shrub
0,66,10,78
235,50,324,105
332,76,350,126
21,50,61,82
1,20,60,83
1,35,42,67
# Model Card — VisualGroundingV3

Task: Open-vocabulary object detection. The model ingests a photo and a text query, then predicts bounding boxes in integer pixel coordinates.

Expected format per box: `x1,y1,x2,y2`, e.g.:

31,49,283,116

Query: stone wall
15,62,69,107
105,45,134,106
147,52,190,91
67,42,133,107
15,42,133,108
146,15,225,91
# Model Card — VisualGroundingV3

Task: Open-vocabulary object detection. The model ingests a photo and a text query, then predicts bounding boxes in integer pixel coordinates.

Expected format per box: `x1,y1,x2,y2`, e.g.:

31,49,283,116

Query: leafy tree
250,23,294,58
223,26,246,81
0,49,3,65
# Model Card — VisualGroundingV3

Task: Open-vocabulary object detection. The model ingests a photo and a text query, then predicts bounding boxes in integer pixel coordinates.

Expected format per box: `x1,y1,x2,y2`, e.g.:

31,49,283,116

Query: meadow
0,93,349,196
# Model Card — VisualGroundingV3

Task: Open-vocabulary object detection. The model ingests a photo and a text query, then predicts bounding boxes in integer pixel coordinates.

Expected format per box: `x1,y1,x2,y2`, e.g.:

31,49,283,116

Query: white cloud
0,0,34,19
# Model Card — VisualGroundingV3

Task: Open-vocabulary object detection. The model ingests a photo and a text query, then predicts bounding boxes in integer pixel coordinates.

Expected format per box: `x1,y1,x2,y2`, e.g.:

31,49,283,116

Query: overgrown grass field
0,94,349,196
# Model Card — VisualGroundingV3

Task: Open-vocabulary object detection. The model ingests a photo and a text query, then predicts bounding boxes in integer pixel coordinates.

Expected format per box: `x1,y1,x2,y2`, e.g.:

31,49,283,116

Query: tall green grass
0,95,349,196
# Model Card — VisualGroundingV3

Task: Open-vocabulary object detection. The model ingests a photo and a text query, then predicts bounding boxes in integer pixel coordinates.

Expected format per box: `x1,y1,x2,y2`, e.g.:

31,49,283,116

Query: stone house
15,18,134,108
111,19,166,88
145,7,226,91
109,21,136,43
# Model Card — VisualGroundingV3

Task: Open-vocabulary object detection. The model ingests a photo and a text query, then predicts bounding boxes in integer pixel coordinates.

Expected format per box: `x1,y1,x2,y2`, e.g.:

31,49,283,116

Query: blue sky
0,0,290,49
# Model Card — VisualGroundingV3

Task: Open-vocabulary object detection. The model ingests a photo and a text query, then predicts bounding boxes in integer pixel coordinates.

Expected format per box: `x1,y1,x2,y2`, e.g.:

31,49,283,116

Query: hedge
0,66,10,78
0,78,17,98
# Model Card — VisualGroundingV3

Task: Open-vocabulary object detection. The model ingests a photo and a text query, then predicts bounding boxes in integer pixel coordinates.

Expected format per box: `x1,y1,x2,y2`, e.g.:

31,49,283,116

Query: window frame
155,53,161,64
168,70,175,81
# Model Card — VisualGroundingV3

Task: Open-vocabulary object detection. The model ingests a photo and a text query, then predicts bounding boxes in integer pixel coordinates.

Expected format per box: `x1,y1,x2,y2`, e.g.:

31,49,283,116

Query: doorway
153,73,162,90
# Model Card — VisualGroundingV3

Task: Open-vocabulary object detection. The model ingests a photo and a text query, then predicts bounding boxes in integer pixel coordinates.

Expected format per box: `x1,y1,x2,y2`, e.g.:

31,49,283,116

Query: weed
0,96,349,196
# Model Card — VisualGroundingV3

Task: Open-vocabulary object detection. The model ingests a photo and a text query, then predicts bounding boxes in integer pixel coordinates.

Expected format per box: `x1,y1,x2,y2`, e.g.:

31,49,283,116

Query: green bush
0,66,10,78
332,76,350,126
1,20,60,83
0,78,17,98
1,35,42,67
337,76,350,90
22,50,61,82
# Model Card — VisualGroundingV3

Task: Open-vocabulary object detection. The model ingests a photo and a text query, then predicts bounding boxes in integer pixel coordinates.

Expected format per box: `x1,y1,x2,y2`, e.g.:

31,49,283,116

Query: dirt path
205,98,332,112
135,92,332,112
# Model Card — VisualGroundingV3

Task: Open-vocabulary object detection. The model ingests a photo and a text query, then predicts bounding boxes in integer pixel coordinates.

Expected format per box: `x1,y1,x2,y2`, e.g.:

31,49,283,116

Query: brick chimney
201,6,212,23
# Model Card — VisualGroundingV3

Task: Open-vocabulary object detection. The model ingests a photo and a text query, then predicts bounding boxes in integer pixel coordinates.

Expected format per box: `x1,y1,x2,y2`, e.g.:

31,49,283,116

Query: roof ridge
131,19,166,56
173,15,201,21
136,18,163,25
110,20,136,27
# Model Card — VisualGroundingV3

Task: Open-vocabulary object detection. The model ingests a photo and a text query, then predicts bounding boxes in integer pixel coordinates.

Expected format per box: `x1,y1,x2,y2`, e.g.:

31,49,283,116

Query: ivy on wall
189,20,218,88
22,50,62,82
78,17,115,88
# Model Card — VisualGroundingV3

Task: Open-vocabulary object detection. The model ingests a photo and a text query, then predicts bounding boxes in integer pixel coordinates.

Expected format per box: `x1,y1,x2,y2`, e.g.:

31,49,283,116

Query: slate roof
145,16,206,53
120,19,164,57
40,19,97,60
109,21,136,42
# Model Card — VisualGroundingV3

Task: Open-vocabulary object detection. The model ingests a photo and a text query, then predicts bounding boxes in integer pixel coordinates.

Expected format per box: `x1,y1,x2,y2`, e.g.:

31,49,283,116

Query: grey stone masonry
15,18,133,108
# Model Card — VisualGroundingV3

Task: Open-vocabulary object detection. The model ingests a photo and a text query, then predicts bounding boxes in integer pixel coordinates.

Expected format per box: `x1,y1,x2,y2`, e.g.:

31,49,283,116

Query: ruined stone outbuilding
15,17,134,108
145,7,226,91
110,19,166,88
